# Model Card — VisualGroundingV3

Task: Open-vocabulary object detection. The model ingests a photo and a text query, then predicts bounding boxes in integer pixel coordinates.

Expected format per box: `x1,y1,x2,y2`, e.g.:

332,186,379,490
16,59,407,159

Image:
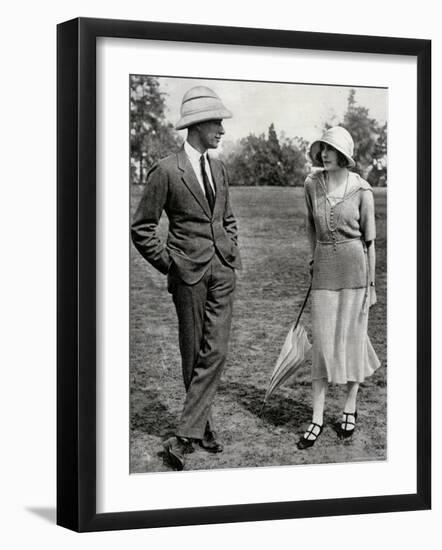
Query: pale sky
158,76,387,148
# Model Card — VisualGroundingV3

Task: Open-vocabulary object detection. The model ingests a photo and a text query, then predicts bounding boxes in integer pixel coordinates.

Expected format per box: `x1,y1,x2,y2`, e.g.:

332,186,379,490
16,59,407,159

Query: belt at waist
316,237,362,245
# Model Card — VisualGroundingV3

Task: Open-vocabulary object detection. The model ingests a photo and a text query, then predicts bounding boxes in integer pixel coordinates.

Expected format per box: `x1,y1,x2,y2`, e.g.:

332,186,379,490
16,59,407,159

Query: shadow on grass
219,380,311,428
131,388,176,437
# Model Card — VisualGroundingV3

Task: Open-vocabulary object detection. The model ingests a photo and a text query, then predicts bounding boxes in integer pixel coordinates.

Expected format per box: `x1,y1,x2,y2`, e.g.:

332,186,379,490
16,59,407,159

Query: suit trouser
168,253,236,440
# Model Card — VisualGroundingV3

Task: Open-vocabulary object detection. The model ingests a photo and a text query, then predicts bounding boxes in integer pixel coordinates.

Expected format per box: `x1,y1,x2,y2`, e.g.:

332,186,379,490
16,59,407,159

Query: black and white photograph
1,0,438,545
129,76,388,473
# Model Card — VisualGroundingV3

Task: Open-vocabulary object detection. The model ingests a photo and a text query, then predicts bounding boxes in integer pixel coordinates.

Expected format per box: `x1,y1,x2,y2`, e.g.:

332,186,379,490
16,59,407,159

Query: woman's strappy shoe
297,422,323,450
339,411,358,439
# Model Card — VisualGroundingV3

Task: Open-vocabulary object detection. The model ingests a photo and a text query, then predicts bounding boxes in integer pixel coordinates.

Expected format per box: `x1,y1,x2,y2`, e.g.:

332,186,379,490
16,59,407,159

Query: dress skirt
311,288,381,384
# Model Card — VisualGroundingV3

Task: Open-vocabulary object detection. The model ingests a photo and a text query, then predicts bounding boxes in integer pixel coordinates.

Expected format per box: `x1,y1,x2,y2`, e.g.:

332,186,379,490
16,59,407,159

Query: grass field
129,186,387,472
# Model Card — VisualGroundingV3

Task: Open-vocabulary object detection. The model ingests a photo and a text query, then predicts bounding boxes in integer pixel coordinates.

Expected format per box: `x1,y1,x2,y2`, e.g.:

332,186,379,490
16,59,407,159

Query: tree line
130,76,387,187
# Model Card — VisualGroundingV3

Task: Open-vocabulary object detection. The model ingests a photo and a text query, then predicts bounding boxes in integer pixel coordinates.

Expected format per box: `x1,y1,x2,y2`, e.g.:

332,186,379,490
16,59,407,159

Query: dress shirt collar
183,141,215,194
184,140,207,164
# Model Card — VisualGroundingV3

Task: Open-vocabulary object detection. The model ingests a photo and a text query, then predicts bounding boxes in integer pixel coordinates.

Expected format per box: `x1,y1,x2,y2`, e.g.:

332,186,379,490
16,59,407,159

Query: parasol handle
294,284,312,329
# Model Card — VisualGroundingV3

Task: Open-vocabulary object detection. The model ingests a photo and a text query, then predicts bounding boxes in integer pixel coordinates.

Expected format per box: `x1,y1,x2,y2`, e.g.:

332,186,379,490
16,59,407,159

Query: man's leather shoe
199,429,224,453
163,436,194,471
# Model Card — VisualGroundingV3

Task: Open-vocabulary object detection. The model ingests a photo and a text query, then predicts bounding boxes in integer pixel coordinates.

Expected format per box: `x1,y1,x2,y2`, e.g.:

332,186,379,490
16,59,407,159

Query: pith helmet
309,126,356,168
175,86,233,130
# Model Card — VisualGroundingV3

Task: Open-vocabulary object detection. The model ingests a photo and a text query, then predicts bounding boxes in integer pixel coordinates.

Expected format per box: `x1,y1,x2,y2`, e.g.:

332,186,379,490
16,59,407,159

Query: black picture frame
57,17,431,532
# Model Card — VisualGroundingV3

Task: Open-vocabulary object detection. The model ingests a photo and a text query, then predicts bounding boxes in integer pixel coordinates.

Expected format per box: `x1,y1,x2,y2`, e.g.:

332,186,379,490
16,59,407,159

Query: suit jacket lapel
208,156,223,216
177,148,212,218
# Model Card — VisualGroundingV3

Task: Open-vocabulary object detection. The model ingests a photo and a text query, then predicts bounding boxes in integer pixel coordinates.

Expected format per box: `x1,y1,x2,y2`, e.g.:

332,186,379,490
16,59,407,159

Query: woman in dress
297,126,381,450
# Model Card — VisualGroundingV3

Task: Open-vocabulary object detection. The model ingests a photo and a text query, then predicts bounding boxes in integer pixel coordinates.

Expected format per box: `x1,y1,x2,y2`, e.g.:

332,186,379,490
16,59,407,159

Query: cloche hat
175,86,232,130
309,126,355,168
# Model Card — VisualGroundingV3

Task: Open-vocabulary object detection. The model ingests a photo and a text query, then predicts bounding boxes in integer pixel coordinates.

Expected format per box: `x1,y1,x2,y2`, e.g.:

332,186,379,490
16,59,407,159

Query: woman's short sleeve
360,189,376,242
304,175,315,212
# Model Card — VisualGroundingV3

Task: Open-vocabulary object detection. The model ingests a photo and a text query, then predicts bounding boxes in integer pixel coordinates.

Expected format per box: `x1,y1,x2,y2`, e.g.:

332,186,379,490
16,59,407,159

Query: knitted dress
304,170,381,384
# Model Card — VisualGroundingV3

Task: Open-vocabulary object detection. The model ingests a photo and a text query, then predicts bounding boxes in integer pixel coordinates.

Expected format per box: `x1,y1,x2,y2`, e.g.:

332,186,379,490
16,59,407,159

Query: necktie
200,155,215,213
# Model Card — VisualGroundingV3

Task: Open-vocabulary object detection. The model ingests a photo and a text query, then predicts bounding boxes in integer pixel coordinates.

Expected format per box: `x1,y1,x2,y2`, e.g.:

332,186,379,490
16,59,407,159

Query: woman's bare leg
343,381,359,414
340,381,359,435
312,378,327,426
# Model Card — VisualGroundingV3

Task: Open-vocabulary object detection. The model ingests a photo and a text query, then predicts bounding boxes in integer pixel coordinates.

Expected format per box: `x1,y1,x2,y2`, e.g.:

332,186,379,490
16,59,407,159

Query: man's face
196,119,225,149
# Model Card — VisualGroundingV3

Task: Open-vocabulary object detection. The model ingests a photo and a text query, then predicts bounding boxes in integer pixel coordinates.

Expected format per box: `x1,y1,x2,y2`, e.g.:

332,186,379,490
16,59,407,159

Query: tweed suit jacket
131,147,242,285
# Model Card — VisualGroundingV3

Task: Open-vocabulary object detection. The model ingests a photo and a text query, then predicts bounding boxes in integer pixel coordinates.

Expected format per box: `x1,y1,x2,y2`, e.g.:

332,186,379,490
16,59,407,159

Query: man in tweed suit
131,86,241,470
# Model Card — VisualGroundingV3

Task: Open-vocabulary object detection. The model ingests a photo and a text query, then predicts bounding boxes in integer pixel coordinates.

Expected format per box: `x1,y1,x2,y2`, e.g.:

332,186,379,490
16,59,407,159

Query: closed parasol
260,285,312,414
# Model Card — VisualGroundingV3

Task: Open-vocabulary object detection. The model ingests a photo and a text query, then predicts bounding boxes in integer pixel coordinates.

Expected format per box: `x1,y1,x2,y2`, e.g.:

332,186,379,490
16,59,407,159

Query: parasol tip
258,401,267,417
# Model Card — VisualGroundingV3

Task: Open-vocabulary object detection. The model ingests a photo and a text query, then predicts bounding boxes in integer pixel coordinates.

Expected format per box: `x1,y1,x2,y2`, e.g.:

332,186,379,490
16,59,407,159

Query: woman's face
320,143,340,171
